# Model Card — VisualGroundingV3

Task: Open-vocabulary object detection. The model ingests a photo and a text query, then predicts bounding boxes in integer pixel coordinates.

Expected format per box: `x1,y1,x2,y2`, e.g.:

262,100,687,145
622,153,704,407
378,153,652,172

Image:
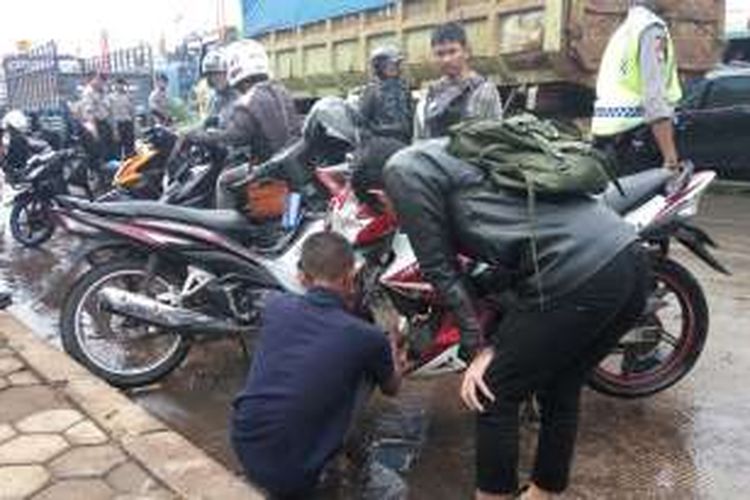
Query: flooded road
2,191,750,498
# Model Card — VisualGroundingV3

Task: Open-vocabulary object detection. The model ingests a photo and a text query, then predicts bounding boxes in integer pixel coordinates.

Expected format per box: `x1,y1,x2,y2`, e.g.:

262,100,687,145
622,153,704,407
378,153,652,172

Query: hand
390,335,410,376
665,160,694,196
460,347,496,412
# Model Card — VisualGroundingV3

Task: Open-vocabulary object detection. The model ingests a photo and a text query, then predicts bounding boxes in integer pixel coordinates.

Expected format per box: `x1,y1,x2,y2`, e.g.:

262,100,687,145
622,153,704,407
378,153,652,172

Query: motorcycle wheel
60,260,191,388
10,196,56,248
588,258,709,399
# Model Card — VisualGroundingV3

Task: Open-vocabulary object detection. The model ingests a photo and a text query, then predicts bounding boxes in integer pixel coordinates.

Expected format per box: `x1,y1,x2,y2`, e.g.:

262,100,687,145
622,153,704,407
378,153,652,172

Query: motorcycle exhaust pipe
97,287,250,336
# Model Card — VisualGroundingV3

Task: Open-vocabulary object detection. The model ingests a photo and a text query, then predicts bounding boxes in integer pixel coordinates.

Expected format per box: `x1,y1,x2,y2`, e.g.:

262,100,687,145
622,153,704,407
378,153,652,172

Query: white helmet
202,49,227,75
226,40,271,87
1,110,30,133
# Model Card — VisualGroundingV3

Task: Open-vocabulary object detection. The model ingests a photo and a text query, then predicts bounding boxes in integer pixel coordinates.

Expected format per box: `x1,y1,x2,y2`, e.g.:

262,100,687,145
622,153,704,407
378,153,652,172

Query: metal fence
3,41,155,114
3,41,63,112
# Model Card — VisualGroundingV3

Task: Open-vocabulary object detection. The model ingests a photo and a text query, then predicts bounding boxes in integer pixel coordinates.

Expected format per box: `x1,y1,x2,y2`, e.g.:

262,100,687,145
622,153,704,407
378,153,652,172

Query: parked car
677,64,750,180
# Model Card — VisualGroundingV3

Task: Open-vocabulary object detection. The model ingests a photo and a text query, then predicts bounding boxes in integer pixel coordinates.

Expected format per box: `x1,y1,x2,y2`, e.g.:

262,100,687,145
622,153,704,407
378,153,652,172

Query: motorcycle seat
602,169,672,214
60,197,254,235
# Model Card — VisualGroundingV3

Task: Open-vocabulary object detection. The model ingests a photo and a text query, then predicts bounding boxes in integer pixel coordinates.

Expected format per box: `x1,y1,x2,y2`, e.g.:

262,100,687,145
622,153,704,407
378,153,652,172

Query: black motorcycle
9,148,87,247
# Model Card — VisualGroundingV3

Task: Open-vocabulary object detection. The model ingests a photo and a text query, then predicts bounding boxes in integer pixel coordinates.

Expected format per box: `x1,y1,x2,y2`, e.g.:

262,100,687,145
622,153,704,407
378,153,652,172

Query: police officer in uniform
592,0,684,176
80,72,116,161
201,49,239,129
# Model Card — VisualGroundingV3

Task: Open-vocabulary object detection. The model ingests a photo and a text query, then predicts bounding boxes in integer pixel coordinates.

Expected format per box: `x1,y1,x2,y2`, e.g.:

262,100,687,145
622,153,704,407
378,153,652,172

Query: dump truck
244,0,725,115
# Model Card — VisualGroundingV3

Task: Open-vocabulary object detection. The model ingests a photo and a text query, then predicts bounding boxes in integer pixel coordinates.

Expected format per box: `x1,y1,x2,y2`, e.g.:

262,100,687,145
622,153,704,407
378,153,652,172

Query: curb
0,313,265,500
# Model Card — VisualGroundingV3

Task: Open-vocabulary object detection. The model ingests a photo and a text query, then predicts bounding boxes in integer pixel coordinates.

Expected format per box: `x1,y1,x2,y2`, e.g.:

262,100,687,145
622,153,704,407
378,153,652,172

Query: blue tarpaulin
243,0,393,36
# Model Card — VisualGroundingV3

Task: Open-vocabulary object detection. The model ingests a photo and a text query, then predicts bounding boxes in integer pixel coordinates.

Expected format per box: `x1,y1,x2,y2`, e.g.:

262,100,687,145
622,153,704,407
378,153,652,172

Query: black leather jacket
383,140,637,358
187,80,301,163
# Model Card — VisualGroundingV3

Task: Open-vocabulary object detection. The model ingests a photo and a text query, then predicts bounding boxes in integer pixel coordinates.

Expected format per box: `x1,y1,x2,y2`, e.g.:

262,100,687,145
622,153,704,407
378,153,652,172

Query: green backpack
447,113,620,197
447,114,621,307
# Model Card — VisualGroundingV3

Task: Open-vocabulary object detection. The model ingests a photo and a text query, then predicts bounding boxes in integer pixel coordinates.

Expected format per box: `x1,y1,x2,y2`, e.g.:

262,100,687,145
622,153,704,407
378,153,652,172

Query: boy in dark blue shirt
231,231,405,499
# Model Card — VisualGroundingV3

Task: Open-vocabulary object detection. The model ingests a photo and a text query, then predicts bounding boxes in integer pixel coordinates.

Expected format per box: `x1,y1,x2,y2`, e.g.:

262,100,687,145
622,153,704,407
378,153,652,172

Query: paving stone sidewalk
0,314,262,500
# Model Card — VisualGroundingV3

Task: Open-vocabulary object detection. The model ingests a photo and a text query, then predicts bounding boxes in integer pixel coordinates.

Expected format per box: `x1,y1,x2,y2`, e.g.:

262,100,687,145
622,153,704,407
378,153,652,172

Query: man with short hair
79,72,115,161
592,0,683,174
231,231,405,499
415,22,503,139
351,136,649,500
109,77,136,157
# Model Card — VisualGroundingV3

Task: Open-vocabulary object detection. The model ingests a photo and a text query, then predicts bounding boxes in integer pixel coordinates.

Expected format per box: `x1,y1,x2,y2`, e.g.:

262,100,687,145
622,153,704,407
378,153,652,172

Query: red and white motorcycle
329,167,727,398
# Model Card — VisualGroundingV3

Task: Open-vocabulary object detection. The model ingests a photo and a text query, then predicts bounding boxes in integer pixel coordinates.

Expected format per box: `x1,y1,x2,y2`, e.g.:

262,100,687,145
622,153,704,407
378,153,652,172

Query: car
677,64,750,180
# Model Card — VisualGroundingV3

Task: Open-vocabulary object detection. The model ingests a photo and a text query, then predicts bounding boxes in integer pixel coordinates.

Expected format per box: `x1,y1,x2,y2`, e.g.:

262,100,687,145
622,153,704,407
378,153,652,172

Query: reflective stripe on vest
591,7,682,137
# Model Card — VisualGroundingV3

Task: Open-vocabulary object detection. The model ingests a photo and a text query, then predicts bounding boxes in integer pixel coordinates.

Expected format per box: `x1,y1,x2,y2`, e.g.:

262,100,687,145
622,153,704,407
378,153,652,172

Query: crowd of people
71,70,174,165
202,1,688,499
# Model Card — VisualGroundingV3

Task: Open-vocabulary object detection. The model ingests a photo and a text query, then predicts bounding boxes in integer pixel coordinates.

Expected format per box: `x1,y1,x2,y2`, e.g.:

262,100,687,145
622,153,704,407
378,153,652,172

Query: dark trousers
117,120,135,158
594,126,664,175
476,243,650,495
81,120,116,163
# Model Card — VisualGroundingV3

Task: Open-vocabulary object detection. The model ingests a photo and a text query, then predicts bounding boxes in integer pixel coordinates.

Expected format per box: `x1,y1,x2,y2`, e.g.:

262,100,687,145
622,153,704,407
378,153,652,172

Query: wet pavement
1,191,749,499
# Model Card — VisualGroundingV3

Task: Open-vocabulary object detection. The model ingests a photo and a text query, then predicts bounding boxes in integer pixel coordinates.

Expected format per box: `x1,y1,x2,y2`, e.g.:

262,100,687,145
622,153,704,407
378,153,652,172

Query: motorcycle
329,167,727,397
99,127,177,202
53,156,724,396
53,177,332,387
99,126,228,208
8,148,90,247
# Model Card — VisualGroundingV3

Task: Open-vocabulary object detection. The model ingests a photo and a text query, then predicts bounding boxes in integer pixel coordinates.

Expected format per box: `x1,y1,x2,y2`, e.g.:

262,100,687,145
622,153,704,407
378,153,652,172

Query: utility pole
217,0,227,42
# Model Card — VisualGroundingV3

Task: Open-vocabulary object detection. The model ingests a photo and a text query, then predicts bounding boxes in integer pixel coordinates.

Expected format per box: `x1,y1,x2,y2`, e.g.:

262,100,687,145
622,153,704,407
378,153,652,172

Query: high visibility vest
591,7,682,137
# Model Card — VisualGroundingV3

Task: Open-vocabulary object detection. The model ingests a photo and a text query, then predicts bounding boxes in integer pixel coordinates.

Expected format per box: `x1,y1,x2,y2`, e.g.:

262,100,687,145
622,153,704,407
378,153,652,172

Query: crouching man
231,231,406,499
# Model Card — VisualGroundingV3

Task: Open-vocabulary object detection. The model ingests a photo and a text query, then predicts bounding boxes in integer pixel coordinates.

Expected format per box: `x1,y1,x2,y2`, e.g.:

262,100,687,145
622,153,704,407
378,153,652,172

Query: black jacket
383,140,637,357
188,80,301,163
359,78,413,143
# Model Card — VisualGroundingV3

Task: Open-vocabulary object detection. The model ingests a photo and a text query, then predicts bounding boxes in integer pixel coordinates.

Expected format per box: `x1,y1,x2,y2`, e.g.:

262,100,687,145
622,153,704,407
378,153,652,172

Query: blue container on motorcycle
282,192,302,230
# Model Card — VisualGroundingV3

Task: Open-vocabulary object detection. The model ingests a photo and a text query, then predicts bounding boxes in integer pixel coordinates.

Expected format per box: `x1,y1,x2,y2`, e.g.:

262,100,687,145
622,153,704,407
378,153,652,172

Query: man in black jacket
354,137,650,499
358,46,413,143
185,40,301,209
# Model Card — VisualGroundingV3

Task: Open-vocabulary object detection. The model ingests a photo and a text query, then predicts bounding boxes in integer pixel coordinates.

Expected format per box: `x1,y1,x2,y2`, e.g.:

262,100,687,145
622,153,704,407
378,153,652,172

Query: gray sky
0,1,747,57
727,0,750,32
0,0,243,56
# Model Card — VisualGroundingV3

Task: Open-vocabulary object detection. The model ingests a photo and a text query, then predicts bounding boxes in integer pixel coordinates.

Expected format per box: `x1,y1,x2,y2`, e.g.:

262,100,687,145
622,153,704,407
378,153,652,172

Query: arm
651,119,679,168
379,335,405,396
186,106,256,149
358,84,378,124
640,26,680,169
364,320,406,397
384,149,483,359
